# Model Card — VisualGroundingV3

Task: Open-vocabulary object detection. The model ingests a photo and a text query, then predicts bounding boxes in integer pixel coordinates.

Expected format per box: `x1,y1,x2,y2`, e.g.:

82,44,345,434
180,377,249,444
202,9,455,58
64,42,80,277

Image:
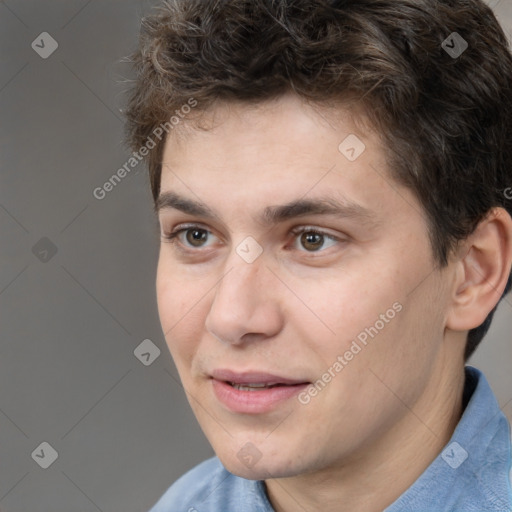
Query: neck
265,357,466,512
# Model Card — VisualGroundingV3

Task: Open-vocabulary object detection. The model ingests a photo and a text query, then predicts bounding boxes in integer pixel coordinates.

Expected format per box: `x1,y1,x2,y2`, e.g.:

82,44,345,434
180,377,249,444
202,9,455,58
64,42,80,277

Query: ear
446,208,512,332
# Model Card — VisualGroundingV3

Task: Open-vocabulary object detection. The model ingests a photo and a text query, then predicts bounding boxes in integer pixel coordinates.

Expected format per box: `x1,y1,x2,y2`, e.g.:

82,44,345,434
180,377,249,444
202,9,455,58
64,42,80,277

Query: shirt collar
384,365,512,512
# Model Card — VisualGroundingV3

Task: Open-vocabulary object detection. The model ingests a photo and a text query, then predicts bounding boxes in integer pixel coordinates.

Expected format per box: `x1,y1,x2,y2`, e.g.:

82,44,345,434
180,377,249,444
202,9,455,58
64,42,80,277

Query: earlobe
446,208,512,332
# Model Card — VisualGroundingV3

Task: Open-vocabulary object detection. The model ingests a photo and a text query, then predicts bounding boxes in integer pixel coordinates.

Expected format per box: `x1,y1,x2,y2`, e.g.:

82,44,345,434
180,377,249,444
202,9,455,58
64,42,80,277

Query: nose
204,255,284,346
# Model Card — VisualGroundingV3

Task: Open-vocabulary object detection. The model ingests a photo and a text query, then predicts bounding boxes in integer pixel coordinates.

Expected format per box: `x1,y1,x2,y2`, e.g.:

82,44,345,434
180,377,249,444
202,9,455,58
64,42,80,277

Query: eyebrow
155,191,378,226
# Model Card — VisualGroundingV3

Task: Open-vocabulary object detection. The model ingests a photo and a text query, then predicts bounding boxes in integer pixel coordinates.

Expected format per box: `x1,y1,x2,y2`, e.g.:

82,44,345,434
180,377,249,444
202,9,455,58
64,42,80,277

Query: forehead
157,93,419,227
161,95,376,175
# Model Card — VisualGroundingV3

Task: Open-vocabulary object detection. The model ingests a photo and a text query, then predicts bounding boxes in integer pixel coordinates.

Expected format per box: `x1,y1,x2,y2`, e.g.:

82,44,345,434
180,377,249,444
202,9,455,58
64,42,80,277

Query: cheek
347,277,449,411
156,252,204,324
156,261,180,335
291,259,430,397
297,268,401,344
156,257,203,360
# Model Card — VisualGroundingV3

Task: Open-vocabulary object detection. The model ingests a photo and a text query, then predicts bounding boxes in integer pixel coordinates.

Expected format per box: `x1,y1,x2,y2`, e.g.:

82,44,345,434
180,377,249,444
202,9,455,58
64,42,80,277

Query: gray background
0,1,510,511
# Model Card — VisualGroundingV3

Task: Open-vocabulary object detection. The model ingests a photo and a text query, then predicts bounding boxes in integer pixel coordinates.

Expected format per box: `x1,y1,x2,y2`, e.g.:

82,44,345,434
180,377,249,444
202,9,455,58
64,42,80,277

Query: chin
215,445,307,480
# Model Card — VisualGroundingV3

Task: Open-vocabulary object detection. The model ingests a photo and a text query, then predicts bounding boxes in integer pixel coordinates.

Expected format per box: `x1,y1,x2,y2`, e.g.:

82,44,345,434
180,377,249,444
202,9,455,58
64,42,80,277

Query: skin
155,93,512,512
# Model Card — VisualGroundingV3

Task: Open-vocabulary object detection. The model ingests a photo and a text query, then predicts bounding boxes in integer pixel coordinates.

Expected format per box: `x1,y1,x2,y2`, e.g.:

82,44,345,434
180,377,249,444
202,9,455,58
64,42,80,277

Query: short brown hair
124,0,512,359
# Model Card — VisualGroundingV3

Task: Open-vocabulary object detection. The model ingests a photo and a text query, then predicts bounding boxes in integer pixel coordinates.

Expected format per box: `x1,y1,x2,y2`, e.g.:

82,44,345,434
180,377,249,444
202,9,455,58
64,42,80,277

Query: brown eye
186,228,209,247
161,225,218,250
289,226,341,253
300,232,325,251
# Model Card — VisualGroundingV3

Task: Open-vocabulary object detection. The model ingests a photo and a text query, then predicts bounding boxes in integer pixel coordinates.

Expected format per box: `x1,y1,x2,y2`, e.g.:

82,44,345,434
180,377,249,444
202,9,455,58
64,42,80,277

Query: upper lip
210,369,310,386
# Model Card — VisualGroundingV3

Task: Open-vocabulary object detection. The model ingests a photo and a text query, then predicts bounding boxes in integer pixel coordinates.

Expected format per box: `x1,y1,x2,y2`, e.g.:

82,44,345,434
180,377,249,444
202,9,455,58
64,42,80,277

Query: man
124,0,512,510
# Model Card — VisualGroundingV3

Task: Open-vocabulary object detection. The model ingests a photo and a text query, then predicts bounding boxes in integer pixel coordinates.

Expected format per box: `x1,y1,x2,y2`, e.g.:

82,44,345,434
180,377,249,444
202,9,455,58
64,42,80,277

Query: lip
210,369,310,414
211,369,308,386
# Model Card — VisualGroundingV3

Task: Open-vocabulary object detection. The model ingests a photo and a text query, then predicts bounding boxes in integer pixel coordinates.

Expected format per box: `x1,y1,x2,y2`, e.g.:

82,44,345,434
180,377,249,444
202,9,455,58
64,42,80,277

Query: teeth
230,382,276,391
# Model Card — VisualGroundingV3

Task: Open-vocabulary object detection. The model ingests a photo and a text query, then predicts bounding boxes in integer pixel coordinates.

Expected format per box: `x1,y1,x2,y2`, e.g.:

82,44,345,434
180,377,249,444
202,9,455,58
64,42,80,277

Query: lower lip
211,379,309,414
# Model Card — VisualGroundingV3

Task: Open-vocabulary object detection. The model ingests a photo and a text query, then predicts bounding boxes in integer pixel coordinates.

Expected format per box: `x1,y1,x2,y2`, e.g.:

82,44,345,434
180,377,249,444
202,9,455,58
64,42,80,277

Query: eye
290,226,341,252
161,223,344,254
161,224,218,249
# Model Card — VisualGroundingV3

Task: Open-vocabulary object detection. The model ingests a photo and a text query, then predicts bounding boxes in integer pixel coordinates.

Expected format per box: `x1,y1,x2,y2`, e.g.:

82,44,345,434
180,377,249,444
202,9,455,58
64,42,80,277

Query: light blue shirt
148,366,512,511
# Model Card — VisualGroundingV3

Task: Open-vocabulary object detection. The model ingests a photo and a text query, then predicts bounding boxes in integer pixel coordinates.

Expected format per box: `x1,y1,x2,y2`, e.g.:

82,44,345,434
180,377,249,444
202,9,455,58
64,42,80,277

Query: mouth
211,369,310,387
227,382,295,391
210,369,311,413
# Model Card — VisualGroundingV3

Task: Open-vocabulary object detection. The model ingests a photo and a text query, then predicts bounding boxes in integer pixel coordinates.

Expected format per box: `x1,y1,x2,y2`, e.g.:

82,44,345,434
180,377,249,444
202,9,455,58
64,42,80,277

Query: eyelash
161,223,343,254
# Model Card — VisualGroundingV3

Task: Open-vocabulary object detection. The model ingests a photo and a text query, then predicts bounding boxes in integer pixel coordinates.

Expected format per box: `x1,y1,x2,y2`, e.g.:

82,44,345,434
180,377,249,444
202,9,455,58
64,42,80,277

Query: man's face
156,94,456,479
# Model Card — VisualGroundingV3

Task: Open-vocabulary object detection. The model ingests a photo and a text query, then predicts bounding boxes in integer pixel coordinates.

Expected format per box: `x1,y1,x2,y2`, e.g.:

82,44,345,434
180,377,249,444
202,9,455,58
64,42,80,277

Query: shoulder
147,456,272,512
